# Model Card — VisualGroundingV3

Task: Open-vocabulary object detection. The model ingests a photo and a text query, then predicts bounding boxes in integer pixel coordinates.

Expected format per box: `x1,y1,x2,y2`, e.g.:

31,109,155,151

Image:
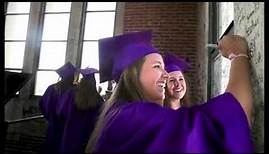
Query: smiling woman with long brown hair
163,53,191,110
85,31,254,153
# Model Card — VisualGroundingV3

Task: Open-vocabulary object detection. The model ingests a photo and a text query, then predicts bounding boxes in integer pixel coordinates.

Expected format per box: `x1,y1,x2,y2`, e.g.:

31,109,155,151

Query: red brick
123,2,205,104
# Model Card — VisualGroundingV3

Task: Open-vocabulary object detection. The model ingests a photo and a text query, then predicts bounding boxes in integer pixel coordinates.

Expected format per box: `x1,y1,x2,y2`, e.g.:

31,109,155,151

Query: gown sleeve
39,85,58,119
95,92,254,153
39,85,64,153
192,92,254,152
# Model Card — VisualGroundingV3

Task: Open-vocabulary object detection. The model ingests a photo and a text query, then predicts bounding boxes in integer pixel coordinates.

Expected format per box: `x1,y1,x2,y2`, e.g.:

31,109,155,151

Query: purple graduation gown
57,88,103,154
39,84,65,153
94,92,254,153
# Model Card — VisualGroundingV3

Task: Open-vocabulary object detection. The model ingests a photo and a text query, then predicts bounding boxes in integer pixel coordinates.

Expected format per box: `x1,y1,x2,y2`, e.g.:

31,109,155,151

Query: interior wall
123,2,202,105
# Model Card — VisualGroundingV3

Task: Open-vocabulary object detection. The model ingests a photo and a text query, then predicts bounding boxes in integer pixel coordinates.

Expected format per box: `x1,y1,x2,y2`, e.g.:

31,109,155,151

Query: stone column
234,2,264,152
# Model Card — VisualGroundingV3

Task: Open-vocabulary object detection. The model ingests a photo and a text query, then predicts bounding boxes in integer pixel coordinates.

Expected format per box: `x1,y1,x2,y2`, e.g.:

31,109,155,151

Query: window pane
5,42,25,69
35,71,60,96
45,2,71,13
81,41,99,69
87,2,116,11
5,15,29,40
39,42,66,69
95,75,108,96
7,2,30,13
78,73,108,97
42,14,70,40
220,57,231,93
218,2,234,37
84,12,115,40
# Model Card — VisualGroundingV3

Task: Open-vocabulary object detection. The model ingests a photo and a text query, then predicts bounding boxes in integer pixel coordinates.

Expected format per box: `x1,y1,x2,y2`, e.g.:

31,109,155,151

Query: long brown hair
54,75,76,95
180,74,191,107
85,57,146,153
75,76,103,111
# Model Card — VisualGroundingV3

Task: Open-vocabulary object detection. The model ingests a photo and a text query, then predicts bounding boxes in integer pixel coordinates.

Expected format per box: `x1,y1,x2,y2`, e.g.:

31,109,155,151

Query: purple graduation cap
56,62,76,80
98,30,159,83
163,53,190,73
80,67,99,79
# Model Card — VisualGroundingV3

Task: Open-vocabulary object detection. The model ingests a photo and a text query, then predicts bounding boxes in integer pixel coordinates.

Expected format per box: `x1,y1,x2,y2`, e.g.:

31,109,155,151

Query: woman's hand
218,35,249,58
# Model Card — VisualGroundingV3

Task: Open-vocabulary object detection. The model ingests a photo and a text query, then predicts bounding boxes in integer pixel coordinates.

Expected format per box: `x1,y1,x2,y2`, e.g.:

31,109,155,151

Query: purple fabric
164,53,190,73
56,88,103,154
39,85,65,153
79,67,99,79
56,62,76,79
39,85,58,119
98,30,159,82
94,92,254,153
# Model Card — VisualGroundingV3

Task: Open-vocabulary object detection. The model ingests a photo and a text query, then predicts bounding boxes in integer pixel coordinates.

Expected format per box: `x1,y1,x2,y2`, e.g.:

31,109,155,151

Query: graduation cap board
98,30,159,83
56,61,76,80
80,67,99,79
163,53,190,73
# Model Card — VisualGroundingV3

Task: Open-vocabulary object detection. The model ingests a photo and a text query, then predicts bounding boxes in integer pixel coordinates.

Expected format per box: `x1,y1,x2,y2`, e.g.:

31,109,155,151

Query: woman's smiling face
139,53,169,104
166,71,187,100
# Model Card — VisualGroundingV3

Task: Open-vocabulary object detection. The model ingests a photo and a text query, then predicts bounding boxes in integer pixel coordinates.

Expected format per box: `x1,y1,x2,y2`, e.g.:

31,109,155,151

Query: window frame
79,2,117,96
4,2,31,72
4,2,122,97
208,2,234,98
34,2,73,96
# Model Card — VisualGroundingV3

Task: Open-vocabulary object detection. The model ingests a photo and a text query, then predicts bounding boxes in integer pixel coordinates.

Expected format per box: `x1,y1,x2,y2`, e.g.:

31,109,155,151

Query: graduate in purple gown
163,53,191,110
85,31,254,153
57,67,104,154
39,62,77,154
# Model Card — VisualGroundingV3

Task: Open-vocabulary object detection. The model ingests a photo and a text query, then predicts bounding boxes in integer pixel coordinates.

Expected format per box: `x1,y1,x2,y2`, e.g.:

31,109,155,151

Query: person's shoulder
187,92,243,117
119,101,163,111
204,92,240,106
68,86,78,93
41,84,57,96
107,101,170,128
113,101,173,119
46,84,56,91
191,92,247,122
187,92,239,108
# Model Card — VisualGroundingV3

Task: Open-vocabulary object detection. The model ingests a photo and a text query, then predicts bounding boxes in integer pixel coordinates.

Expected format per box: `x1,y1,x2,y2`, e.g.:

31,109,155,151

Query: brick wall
123,2,202,105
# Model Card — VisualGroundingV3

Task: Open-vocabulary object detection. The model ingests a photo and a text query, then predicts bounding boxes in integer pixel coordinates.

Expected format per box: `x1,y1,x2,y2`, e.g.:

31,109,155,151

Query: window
5,2,31,73
218,2,234,94
81,2,116,96
209,2,234,97
218,2,234,38
34,2,72,95
4,2,118,96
